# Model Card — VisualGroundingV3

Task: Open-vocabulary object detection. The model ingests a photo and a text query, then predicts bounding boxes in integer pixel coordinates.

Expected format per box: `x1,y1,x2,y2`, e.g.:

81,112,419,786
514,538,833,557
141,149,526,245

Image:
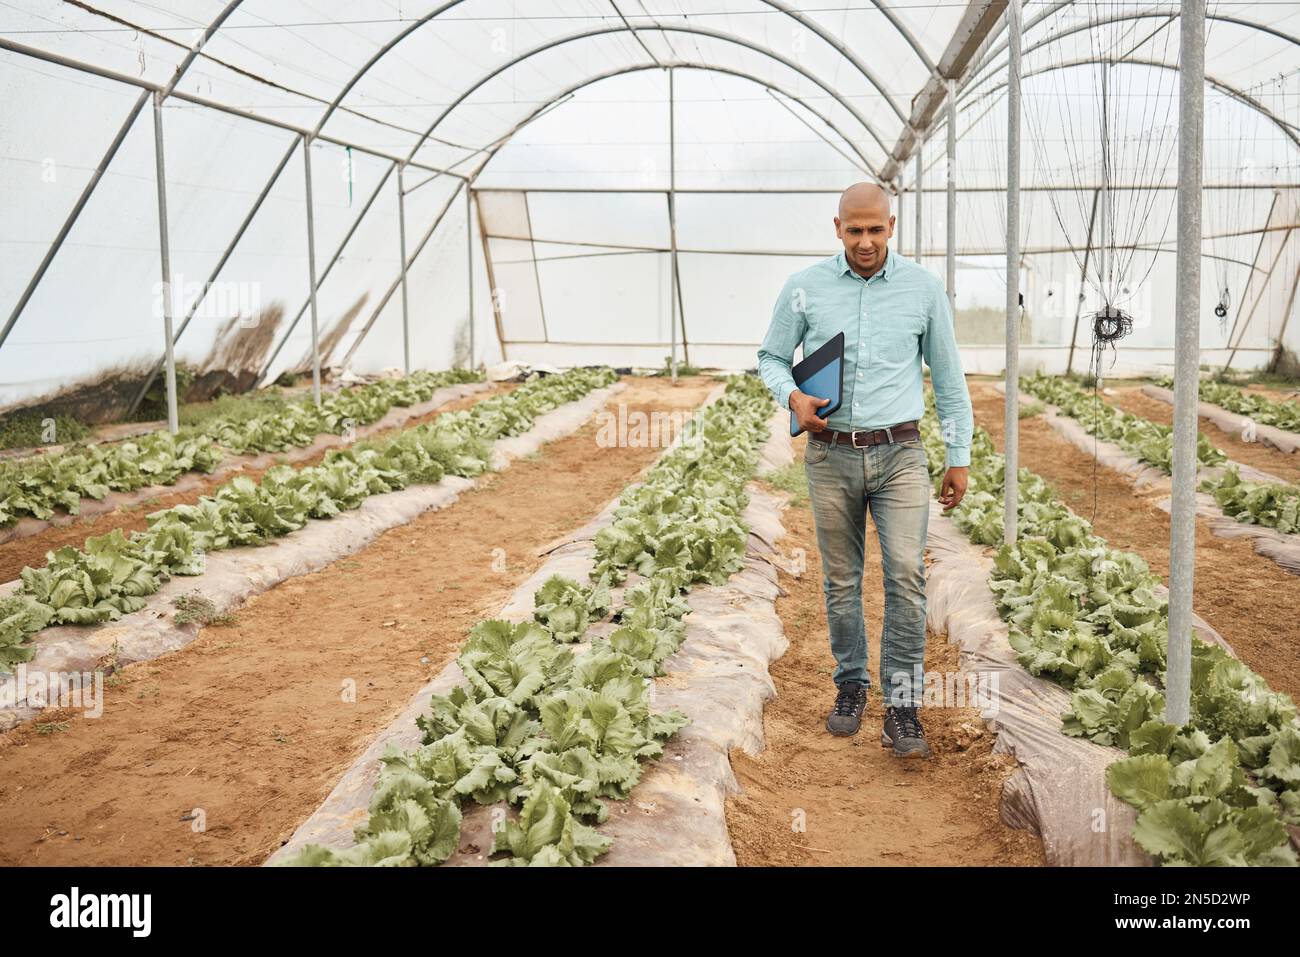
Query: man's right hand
790,390,831,434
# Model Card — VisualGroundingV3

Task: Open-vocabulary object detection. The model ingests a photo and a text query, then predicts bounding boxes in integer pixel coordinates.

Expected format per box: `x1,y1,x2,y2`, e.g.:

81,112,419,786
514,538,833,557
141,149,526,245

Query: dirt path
972,382,1300,705
1108,387,1300,485
724,448,1045,867
0,386,505,585
0,375,712,866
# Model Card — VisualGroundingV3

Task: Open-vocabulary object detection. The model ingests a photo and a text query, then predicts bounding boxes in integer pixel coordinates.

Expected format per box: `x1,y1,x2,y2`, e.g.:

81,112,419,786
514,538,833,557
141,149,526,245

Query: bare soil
723,443,1045,867
0,385,506,585
972,382,1300,705
1109,386,1300,485
0,376,713,866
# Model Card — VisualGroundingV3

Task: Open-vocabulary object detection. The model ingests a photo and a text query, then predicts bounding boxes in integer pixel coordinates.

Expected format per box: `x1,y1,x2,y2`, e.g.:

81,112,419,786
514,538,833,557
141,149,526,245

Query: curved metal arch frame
336,61,881,368
464,60,876,184
0,0,244,351
961,56,1300,153
395,23,896,175
964,6,1300,107
295,0,921,144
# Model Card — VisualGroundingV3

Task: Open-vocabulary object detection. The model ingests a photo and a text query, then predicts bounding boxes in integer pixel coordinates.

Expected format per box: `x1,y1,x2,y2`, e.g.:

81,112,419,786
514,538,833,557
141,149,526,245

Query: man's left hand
938,467,968,511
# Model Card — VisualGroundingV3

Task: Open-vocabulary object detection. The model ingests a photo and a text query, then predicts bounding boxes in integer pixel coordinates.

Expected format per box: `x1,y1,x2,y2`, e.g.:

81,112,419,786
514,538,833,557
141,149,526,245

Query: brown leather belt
810,420,920,448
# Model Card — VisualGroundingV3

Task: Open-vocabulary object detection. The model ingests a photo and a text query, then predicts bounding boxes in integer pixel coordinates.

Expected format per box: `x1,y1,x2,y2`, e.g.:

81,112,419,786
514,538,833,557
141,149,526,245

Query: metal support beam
1065,190,1101,375
673,242,691,368
914,141,924,264
1226,191,1287,368
151,92,180,434
1099,64,1111,300
127,137,300,419
466,185,475,369
302,133,322,406
0,0,243,355
946,79,958,320
1226,226,1296,367
397,162,412,375
0,92,150,356
0,92,150,355
879,1,1008,182
1004,0,1022,546
473,190,508,363
1167,0,1206,728
895,183,904,255
257,162,398,386
338,183,469,370
668,68,679,382
403,26,892,180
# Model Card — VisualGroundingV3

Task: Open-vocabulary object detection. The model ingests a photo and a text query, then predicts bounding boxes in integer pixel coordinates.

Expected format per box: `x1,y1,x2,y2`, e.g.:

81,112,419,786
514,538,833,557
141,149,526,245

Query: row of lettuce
0,368,617,671
280,375,773,867
1155,376,1300,433
0,369,484,528
920,401,1300,866
1022,373,1300,536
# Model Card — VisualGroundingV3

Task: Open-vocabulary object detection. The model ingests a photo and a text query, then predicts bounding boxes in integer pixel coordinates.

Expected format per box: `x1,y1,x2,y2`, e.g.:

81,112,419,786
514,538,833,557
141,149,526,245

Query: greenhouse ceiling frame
0,0,1295,415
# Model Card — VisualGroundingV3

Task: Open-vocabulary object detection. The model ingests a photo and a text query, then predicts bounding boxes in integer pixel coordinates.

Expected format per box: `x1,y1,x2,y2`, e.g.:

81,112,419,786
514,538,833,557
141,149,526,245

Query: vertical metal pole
474,190,508,362
946,79,958,320
1098,64,1110,305
668,67,678,382
397,162,411,375
466,184,475,370
151,91,179,434
1167,0,1205,727
1066,190,1100,375
914,138,924,265
302,133,322,405
1224,191,1280,362
1004,0,1022,546
895,184,904,254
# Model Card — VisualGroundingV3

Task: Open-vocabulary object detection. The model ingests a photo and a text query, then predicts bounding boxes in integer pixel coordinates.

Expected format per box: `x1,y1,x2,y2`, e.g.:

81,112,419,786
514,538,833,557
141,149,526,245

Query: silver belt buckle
852,427,894,448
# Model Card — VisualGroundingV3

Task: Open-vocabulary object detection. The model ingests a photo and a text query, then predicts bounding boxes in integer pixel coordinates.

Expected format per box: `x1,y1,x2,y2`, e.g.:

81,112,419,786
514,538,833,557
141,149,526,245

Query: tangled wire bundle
1089,304,1134,383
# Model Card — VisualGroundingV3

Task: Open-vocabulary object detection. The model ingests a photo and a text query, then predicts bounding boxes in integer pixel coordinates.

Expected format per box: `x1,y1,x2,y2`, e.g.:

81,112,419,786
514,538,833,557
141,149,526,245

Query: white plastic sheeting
2,1,1299,405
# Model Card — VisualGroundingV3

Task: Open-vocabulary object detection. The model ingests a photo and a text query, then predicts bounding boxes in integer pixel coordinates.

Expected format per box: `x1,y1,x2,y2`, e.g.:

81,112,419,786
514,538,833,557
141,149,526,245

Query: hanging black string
1085,303,1131,529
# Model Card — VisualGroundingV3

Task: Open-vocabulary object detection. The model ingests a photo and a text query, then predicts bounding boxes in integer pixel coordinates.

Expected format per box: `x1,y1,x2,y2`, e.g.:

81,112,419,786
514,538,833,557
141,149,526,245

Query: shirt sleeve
920,282,974,468
757,275,807,411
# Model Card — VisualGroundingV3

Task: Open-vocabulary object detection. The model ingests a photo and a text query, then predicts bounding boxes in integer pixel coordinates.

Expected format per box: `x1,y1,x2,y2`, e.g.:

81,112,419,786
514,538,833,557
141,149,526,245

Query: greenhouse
0,0,1298,898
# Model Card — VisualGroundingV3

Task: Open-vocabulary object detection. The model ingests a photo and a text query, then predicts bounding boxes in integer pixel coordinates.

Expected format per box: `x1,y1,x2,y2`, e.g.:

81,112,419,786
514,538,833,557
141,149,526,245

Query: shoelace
832,687,863,716
892,707,924,738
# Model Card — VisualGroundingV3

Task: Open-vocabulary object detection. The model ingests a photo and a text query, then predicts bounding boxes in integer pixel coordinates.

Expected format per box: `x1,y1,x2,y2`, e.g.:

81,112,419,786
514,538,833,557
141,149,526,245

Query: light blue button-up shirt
757,248,973,468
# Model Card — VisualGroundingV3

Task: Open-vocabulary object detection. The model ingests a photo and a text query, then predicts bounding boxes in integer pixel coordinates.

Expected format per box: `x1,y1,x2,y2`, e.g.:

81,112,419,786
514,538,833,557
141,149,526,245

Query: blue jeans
804,434,931,707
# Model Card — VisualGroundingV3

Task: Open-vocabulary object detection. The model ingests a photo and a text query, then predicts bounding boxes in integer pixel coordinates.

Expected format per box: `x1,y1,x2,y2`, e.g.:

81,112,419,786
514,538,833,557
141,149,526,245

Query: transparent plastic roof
3,2,1295,180
2,1,1299,400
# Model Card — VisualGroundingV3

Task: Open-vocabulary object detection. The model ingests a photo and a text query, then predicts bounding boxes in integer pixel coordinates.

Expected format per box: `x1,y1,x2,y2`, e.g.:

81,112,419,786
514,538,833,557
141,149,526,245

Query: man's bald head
838,182,892,219
834,182,895,278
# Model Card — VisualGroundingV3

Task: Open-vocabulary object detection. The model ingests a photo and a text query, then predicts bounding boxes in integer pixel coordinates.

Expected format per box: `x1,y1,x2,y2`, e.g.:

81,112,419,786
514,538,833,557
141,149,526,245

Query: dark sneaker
826,681,868,736
882,705,932,758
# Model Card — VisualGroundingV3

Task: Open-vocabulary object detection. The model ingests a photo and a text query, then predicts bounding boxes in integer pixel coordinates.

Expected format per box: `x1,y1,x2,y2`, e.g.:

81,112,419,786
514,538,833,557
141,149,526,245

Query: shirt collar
836,247,893,282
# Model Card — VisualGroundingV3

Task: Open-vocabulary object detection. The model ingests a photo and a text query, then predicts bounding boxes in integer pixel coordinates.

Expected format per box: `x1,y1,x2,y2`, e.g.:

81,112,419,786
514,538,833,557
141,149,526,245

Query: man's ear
834,215,842,239
888,214,896,238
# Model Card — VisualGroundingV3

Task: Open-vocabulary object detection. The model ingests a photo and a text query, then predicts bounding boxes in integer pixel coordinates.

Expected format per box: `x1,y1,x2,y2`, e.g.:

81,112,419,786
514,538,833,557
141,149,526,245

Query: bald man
757,183,973,759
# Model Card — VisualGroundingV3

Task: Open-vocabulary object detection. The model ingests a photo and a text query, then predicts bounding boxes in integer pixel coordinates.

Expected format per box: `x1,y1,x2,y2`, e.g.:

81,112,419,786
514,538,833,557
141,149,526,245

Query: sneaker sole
826,718,861,737
881,732,932,758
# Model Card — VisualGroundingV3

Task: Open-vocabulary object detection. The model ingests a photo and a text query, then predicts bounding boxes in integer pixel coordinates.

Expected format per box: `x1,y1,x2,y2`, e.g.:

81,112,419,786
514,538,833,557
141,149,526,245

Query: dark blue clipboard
789,331,845,437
